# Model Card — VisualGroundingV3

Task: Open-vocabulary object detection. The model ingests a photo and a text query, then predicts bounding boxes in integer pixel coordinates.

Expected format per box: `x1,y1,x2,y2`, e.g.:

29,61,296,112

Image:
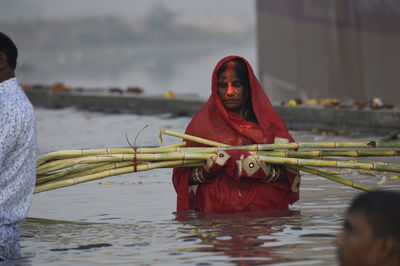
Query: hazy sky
1,0,258,96
1,0,256,33
1,0,255,22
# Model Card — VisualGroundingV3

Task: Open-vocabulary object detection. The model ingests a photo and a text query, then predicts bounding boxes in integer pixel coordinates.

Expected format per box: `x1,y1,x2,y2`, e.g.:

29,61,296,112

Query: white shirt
0,77,36,259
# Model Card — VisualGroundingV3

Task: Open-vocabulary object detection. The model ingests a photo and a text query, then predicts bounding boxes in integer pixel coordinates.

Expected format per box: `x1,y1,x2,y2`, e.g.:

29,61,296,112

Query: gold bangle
197,167,208,183
261,165,275,183
192,168,200,183
261,166,281,183
193,167,207,184
271,166,280,181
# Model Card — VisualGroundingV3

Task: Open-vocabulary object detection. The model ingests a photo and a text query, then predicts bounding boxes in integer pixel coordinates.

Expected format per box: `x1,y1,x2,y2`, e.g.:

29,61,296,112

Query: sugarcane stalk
37,154,137,174
162,141,187,147
160,129,400,150
172,162,203,168
259,156,400,173
34,159,201,194
226,142,395,151
37,145,213,167
36,148,135,166
38,141,398,169
34,130,400,193
36,162,110,183
36,143,187,165
36,161,133,184
289,165,374,191
328,158,400,167
37,152,215,174
256,149,400,158
377,142,400,148
37,147,398,177
36,159,204,186
379,130,400,143
159,129,229,147
37,148,400,178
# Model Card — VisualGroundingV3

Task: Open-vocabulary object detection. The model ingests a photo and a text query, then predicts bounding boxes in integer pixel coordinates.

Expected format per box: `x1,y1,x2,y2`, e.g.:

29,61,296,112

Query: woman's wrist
189,167,209,185
261,165,287,183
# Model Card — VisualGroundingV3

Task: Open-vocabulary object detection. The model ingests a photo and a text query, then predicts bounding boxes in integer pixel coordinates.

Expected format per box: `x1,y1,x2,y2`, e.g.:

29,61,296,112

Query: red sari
173,55,300,213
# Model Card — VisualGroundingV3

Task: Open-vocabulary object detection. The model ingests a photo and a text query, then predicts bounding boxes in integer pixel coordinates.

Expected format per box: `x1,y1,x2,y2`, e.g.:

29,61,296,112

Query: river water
7,108,399,266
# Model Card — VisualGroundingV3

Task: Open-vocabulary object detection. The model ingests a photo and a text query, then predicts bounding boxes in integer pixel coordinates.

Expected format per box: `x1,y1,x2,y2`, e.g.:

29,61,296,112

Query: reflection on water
13,109,400,265
19,206,343,265
176,210,301,265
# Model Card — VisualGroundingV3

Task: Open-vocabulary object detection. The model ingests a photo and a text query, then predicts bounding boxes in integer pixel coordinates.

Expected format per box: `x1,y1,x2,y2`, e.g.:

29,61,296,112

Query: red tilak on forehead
225,61,237,81
226,60,237,70
224,61,238,96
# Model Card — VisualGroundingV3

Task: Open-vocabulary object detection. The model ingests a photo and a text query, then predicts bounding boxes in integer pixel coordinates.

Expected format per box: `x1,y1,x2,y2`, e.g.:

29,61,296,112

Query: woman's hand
189,150,231,185
189,150,287,185
236,154,287,182
202,150,231,174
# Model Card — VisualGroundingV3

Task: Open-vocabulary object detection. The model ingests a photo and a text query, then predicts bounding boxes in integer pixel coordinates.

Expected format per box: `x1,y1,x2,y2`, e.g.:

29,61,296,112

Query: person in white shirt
0,32,37,260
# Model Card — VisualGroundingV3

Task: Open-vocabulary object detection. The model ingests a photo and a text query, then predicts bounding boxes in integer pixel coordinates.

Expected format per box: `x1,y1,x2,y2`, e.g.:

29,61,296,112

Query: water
7,108,399,265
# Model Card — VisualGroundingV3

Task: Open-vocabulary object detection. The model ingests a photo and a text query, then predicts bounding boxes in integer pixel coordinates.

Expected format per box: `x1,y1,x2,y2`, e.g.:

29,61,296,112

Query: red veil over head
173,55,299,212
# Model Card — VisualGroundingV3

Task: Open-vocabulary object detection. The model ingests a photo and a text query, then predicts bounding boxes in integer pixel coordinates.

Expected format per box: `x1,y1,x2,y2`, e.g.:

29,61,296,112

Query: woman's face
217,67,246,114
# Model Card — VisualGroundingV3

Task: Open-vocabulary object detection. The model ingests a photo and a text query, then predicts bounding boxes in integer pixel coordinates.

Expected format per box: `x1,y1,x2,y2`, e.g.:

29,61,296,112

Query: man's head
335,190,400,266
0,32,18,81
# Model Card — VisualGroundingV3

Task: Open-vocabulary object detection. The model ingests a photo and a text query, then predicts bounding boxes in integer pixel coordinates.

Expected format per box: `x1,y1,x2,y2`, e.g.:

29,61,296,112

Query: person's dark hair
349,190,400,242
217,58,257,123
0,32,18,70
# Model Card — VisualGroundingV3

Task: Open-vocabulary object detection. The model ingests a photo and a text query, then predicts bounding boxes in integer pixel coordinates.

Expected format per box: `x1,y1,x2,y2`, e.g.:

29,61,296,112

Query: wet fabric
0,78,37,259
172,55,299,213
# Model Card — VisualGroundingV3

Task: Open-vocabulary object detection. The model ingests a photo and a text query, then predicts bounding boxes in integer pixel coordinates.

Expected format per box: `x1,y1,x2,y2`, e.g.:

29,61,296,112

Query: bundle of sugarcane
35,129,400,194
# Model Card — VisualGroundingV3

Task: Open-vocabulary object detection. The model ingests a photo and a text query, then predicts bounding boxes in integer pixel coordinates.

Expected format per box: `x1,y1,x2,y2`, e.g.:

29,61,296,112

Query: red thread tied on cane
126,125,148,172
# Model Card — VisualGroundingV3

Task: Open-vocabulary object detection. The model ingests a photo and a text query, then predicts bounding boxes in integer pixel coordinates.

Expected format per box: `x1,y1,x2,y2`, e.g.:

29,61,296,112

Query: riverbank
25,86,400,135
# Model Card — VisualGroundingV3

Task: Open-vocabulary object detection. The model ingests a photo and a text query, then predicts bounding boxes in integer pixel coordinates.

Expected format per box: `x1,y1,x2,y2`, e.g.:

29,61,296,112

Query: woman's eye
218,82,227,88
233,81,241,87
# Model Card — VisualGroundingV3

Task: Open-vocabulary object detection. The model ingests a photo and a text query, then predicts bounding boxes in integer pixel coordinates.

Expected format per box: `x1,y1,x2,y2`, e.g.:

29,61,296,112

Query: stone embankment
25,87,400,135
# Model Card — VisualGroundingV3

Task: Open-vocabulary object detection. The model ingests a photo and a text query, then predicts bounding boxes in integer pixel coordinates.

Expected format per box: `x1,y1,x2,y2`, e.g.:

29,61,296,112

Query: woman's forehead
218,69,239,80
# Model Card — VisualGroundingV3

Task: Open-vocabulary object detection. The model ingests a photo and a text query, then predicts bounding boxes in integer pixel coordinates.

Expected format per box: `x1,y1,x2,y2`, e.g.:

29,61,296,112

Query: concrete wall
26,88,204,116
256,0,400,103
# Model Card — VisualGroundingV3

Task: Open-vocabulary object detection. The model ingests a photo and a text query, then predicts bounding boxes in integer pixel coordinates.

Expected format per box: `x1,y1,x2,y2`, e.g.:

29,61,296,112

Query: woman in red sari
172,56,300,213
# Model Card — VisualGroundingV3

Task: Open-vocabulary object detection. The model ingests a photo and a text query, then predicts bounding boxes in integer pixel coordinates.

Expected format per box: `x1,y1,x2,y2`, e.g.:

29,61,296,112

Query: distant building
256,0,400,103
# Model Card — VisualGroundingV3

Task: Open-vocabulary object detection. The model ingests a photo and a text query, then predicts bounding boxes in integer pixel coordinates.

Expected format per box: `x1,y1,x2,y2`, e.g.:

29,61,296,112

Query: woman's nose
225,84,236,96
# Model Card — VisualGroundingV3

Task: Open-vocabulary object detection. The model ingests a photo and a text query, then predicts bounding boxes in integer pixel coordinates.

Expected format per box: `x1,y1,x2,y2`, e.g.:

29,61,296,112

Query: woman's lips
224,99,240,104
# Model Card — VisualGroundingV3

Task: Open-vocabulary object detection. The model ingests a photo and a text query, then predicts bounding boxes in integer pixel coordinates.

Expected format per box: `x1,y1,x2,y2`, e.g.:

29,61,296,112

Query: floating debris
283,97,396,110
164,91,176,98
127,86,144,94
52,82,69,92
109,87,124,94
